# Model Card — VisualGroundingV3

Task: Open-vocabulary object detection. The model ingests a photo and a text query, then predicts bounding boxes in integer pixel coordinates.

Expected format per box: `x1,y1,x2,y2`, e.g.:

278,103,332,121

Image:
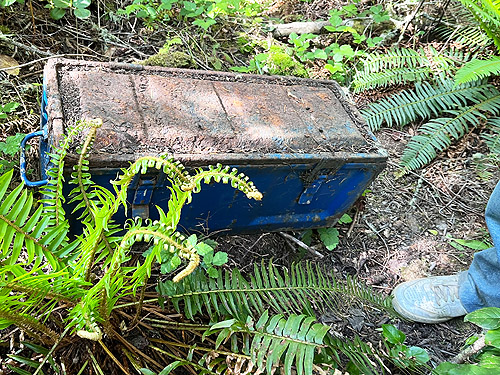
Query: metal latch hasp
131,172,166,218
298,175,327,205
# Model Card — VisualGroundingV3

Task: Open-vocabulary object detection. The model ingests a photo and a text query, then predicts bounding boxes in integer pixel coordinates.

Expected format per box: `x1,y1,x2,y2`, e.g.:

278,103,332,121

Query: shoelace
431,283,460,306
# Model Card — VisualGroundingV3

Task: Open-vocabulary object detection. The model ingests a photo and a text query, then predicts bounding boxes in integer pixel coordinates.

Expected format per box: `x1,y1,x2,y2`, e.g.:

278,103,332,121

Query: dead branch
279,232,324,258
449,334,486,364
0,34,53,57
272,21,330,38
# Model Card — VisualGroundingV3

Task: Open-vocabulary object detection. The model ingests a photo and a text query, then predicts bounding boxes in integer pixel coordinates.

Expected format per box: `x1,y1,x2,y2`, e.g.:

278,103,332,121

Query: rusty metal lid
44,59,381,166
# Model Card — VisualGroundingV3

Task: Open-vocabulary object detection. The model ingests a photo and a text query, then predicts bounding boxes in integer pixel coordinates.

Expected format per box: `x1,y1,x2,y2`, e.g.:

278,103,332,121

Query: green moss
266,46,308,77
140,50,193,68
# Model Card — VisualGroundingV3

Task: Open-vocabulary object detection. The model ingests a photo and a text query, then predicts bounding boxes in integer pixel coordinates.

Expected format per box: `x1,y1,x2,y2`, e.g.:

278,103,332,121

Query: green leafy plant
357,51,500,173
302,213,352,251
0,133,26,173
353,46,469,93
380,324,430,371
155,261,420,374
43,0,92,19
0,0,91,19
0,0,23,7
119,0,261,29
428,229,492,251
446,234,492,252
233,3,390,83
231,44,308,77
0,118,262,370
357,0,500,174
0,101,19,119
0,119,420,374
435,307,500,374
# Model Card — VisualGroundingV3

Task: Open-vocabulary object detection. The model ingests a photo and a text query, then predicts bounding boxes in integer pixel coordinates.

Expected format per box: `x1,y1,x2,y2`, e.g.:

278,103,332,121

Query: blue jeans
459,181,500,312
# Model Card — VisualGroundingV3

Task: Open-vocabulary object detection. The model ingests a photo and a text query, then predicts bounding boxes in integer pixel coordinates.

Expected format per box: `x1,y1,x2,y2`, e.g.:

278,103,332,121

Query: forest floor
1,0,499,373
216,127,499,368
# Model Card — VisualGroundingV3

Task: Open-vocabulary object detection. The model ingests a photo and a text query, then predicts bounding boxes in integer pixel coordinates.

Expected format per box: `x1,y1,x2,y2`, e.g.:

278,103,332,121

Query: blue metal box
22,58,386,233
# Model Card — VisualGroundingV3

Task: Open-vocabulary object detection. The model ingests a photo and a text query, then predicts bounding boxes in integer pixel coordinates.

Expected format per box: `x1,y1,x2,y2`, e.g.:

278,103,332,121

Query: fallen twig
0,34,52,57
347,208,360,238
395,0,425,45
279,232,324,258
450,334,486,364
272,21,330,37
0,53,100,72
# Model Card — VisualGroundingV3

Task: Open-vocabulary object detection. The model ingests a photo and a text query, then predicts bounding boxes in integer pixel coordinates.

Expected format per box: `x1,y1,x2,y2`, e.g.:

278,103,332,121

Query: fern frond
0,171,64,269
159,262,396,321
353,47,471,92
114,156,191,191
400,88,500,171
361,80,492,130
326,335,386,375
0,265,87,343
455,56,500,84
482,117,500,153
39,119,94,227
434,24,492,49
120,225,200,284
353,67,431,93
208,311,330,375
187,164,263,200
458,0,500,51
68,119,102,222
361,48,428,74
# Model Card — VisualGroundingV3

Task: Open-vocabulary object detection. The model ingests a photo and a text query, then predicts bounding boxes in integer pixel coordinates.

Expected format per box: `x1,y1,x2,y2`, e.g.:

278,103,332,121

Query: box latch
298,175,327,205
132,179,155,218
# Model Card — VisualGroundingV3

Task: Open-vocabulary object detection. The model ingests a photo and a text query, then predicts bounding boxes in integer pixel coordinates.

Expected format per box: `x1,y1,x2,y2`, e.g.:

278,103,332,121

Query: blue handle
20,131,49,187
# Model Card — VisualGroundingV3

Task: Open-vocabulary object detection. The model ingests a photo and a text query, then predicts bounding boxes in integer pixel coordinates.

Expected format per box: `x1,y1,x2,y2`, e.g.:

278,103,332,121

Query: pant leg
459,181,500,312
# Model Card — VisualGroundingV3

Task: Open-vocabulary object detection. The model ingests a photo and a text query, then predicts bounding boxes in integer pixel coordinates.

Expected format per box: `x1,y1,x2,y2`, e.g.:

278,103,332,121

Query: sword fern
356,0,500,173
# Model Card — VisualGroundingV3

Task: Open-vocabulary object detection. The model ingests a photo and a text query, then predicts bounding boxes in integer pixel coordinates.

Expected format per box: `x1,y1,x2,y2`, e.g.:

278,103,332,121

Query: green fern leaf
482,117,500,153
159,262,396,321
326,335,387,375
458,0,500,51
353,67,431,93
0,171,64,269
361,80,493,130
400,88,500,171
207,312,330,375
353,47,470,92
360,48,428,74
434,24,492,49
0,265,88,342
455,56,500,84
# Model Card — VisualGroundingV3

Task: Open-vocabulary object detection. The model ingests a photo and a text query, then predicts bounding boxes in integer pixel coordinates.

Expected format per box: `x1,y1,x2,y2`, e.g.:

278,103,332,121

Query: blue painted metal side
58,159,382,234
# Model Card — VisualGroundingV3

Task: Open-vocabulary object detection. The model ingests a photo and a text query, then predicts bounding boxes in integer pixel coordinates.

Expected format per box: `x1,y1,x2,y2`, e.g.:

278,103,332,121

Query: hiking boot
392,274,468,323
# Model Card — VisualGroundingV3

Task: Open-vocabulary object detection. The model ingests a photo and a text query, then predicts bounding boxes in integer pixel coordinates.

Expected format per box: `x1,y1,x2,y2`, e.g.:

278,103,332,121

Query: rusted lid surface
45,59,378,164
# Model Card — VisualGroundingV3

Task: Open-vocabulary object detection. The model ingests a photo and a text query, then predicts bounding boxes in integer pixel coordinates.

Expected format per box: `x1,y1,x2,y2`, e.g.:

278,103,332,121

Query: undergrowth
0,119,431,374
356,0,500,174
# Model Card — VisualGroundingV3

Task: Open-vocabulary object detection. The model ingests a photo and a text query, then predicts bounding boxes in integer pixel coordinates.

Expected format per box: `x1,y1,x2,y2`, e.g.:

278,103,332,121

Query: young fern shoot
62,119,263,339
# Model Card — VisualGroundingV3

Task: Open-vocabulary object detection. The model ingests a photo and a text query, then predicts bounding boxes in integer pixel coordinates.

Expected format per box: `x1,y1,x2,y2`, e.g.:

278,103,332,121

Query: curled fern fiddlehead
185,164,263,201
120,228,200,283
